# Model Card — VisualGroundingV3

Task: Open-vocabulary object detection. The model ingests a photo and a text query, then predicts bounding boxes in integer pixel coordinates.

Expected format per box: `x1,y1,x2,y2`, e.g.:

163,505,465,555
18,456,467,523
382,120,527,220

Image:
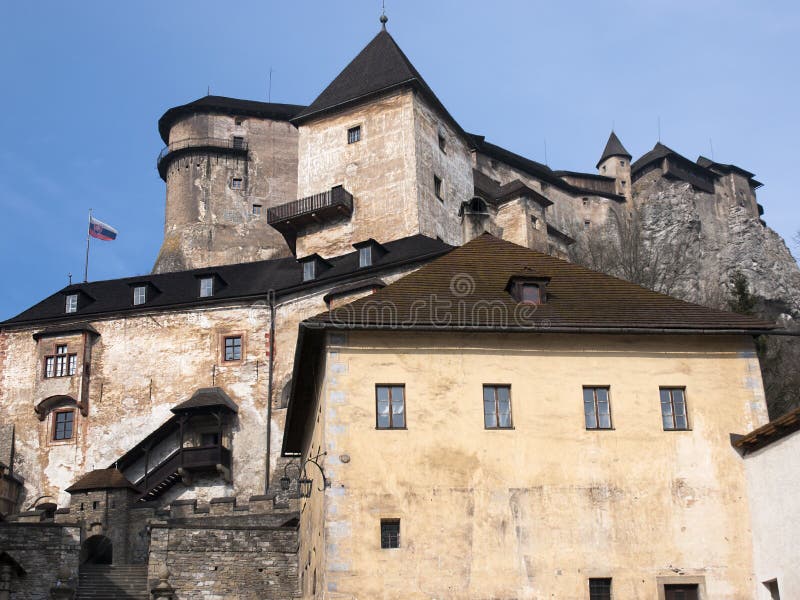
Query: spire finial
380,0,388,29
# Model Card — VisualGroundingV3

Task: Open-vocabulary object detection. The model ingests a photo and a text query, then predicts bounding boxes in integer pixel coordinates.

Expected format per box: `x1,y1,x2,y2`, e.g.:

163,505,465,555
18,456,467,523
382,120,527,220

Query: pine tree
728,270,756,315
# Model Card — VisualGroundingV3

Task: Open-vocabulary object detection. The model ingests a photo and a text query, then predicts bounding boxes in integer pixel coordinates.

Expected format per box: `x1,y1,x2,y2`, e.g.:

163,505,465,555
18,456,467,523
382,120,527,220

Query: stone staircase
78,564,149,600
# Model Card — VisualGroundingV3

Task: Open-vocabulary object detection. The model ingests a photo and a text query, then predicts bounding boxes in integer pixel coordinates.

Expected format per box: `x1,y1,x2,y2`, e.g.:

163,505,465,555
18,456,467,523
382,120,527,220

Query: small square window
133,286,147,306
484,385,512,429
434,175,443,201
664,584,699,600
200,277,214,298
252,204,262,216
661,388,689,430
234,117,244,126
380,519,400,549
232,136,245,149
359,246,372,268
584,220,591,230
376,385,405,429
65,294,78,313
619,159,625,167
520,284,542,304
582,197,590,207
347,126,361,144
302,261,315,282
589,578,612,600
224,336,242,361
231,177,243,190
53,410,75,441
584,387,612,430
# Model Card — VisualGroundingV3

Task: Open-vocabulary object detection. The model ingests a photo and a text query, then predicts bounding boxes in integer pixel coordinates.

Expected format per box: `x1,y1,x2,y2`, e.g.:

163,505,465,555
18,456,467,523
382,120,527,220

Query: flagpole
84,208,92,283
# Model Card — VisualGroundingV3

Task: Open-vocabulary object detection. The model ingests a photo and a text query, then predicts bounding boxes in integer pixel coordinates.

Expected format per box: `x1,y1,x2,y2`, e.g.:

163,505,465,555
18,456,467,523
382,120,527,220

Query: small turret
596,131,632,200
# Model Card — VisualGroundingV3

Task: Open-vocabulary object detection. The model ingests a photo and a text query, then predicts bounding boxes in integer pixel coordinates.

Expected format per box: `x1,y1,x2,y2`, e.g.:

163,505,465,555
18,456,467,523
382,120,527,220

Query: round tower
596,131,632,201
153,96,304,273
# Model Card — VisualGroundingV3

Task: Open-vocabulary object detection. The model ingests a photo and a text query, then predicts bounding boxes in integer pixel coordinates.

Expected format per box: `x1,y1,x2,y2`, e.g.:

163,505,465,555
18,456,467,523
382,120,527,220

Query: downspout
265,290,276,494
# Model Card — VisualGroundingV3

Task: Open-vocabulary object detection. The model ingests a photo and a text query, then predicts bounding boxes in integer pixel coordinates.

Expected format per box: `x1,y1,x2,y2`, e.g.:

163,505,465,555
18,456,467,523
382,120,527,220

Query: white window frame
133,286,147,306
200,277,214,298
65,294,78,313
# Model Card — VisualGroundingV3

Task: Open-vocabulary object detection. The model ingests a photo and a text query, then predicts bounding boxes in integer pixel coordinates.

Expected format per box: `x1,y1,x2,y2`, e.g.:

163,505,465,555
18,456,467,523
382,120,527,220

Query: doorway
80,535,113,565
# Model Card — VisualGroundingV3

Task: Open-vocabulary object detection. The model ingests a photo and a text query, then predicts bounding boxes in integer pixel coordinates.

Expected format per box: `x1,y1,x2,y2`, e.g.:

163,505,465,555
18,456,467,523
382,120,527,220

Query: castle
1,20,799,600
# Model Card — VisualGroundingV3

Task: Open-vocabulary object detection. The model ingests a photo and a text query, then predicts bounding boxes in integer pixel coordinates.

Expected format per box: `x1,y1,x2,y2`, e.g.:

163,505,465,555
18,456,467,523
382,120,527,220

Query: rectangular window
302,261,315,282
582,197,590,207
358,246,372,268
521,284,542,304
231,177,243,189
584,387,612,430
201,432,220,446
589,578,612,600
65,294,78,313
347,125,361,144
661,388,688,430
483,385,512,429
380,519,400,549
376,385,405,429
252,204,262,215
434,175,443,201
53,410,74,441
199,277,214,298
45,345,77,378
584,220,591,230
438,131,446,153
232,136,245,149
133,285,147,306
664,584,699,600
224,336,242,361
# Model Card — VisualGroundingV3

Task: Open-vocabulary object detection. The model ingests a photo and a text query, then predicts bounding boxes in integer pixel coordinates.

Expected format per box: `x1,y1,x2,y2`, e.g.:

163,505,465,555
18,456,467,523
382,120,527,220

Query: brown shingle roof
171,387,239,414
734,406,800,454
65,468,138,493
307,234,775,332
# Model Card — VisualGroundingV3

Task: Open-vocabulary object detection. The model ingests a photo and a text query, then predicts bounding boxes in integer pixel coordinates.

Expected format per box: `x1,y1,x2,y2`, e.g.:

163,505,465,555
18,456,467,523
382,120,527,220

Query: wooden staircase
77,564,148,599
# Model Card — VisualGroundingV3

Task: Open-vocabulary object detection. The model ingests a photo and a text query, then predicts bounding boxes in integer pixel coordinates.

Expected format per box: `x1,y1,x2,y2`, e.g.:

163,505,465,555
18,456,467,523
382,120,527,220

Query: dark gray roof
66,468,139,493
2,235,452,327
172,388,239,414
631,142,676,173
32,322,99,340
472,169,552,207
293,30,465,138
596,131,631,168
158,96,306,144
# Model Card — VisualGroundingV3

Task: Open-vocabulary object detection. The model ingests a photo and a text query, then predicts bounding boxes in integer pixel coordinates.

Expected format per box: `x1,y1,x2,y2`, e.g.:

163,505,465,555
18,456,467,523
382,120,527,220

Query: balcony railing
135,444,232,502
156,137,249,180
267,185,354,227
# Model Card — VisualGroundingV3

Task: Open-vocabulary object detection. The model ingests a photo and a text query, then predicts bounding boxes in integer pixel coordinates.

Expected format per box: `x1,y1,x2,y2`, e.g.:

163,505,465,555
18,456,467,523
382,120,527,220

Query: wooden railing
135,445,232,501
267,185,353,224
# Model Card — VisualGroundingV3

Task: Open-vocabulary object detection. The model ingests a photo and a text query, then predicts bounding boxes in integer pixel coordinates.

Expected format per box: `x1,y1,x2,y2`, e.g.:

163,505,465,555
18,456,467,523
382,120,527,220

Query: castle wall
302,330,767,599
154,113,298,273
295,90,421,258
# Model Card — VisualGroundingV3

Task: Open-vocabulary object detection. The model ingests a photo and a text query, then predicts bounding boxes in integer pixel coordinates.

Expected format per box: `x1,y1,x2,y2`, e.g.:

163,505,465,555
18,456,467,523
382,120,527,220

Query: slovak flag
89,216,118,241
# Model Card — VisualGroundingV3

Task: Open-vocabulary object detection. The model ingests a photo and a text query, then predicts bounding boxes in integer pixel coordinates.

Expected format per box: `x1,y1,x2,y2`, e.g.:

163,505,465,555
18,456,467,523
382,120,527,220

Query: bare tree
570,210,694,297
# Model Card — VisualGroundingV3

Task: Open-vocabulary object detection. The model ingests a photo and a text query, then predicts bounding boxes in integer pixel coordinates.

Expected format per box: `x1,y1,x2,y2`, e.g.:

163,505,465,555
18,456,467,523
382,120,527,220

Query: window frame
65,294,78,313
583,386,613,430
375,384,406,430
199,277,214,298
660,387,690,431
434,174,443,201
231,177,244,190
223,335,243,362
438,131,447,153
232,135,245,150
44,345,77,379
52,409,75,441
347,125,361,144
358,245,372,268
302,260,316,282
483,384,513,430
252,204,262,216
380,518,400,549
133,285,147,306
589,577,612,600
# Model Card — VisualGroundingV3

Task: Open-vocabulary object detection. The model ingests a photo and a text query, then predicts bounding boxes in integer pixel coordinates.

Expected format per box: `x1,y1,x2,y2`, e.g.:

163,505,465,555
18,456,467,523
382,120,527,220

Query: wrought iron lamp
279,451,327,498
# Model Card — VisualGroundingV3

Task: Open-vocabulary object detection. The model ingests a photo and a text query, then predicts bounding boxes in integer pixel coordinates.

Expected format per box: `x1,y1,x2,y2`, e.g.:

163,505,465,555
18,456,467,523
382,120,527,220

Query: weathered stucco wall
743,430,800,599
155,113,298,273
303,330,767,599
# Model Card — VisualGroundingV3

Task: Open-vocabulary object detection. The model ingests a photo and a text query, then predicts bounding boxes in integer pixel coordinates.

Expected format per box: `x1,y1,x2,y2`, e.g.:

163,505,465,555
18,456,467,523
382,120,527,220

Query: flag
89,216,118,241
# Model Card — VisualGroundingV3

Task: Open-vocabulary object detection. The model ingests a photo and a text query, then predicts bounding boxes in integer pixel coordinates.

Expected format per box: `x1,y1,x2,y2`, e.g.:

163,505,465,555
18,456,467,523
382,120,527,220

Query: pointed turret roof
293,29,464,136
596,131,632,168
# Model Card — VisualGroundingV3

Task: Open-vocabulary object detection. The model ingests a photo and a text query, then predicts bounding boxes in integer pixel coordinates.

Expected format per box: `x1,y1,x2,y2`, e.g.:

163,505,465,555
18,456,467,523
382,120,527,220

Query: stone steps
78,564,149,600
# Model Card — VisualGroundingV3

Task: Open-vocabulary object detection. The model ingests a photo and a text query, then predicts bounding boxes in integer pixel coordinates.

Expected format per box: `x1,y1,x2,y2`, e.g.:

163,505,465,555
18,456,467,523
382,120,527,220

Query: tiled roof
307,234,776,332
734,406,800,454
158,96,306,143
596,131,631,168
2,235,451,327
65,468,139,493
172,388,239,414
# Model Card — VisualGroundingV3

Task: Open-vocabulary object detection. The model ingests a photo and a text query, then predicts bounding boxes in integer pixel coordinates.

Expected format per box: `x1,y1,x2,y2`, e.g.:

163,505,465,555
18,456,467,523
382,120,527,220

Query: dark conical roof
596,131,632,168
294,29,458,131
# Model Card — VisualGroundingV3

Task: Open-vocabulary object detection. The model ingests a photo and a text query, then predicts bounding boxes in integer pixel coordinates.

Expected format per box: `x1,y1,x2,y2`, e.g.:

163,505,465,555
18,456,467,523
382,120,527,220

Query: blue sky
1,1,798,319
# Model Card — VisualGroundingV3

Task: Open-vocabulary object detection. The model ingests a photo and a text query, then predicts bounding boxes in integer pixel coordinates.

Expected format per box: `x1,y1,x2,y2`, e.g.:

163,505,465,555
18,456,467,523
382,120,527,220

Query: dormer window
133,285,147,306
303,261,316,282
200,277,214,298
299,254,332,282
65,294,78,313
353,239,387,269
507,274,550,305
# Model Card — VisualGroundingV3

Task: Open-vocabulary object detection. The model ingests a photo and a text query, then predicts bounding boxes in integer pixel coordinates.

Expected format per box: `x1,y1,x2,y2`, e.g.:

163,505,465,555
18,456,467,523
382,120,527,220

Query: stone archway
80,535,113,565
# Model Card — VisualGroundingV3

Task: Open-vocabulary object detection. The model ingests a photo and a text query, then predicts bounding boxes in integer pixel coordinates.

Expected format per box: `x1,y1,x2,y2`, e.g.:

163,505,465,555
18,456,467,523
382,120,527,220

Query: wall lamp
279,450,328,498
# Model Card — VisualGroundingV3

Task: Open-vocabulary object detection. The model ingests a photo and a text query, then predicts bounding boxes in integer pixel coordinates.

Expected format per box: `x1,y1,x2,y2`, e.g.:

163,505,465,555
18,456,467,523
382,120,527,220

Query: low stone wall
0,522,80,599
148,518,300,599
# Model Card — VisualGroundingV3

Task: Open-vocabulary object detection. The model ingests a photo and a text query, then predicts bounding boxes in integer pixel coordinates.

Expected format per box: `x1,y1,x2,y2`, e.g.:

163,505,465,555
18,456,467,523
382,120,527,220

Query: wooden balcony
135,444,232,502
267,185,354,252
156,137,249,180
